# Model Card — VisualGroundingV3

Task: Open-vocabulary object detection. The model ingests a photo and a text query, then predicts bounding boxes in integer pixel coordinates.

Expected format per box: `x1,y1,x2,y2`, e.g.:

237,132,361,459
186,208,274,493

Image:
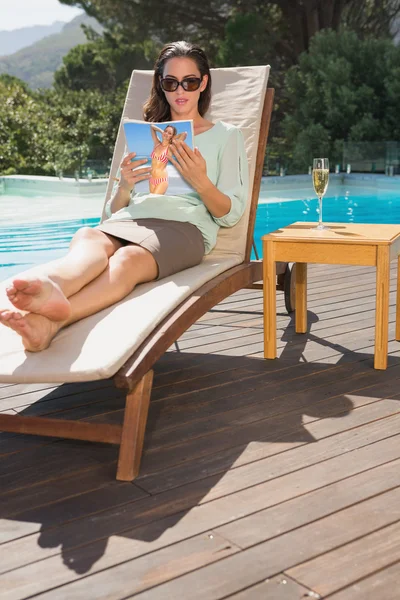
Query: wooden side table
262,223,400,370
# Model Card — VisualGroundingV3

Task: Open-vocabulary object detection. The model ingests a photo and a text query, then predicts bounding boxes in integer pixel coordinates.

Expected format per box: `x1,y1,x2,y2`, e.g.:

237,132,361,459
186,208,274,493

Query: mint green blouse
104,121,249,253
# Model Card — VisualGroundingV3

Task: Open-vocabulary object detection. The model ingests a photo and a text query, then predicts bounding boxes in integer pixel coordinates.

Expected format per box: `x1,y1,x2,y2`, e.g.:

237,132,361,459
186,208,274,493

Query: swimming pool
0,177,106,280
0,218,101,279
1,175,400,280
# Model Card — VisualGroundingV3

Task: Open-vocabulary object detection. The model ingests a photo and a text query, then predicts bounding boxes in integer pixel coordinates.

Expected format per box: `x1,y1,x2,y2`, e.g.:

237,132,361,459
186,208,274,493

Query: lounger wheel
283,263,296,314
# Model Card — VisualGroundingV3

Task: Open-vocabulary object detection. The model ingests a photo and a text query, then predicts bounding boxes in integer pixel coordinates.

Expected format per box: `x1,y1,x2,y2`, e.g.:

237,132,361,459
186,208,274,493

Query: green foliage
54,32,155,93
2,1,400,178
215,6,285,66
58,0,400,67
216,13,268,67
0,76,53,174
0,74,123,176
59,0,228,59
40,87,123,174
280,30,400,172
343,0,400,39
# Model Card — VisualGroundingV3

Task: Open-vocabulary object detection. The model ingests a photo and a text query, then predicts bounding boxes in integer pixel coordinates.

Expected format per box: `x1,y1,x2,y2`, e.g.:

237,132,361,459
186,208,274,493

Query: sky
0,0,83,31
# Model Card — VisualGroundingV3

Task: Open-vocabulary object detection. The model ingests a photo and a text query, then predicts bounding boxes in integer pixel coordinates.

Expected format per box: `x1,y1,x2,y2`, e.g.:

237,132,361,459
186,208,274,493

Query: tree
41,87,123,175
54,30,156,93
0,76,54,175
344,0,400,39
0,74,122,176
59,0,400,66
281,30,400,172
215,7,286,71
59,0,227,56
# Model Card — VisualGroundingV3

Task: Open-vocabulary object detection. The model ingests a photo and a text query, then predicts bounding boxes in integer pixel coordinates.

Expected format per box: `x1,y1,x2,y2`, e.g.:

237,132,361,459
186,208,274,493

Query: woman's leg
4,228,123,319
46,227,124,296
0,245,158,351
65,244,158,324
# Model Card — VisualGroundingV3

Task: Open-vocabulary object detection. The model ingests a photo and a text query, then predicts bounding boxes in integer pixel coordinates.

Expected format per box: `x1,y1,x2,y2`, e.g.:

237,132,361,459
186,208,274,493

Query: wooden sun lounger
0,66,289,480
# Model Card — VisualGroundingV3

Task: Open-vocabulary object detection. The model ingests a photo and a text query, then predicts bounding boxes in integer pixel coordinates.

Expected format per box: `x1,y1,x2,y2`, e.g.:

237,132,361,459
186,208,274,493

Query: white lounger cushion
0,254,239,383
0,65,269,383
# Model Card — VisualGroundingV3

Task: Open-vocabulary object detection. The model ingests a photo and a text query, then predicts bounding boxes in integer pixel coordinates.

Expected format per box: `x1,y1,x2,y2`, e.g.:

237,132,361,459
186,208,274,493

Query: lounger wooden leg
116,370,154,482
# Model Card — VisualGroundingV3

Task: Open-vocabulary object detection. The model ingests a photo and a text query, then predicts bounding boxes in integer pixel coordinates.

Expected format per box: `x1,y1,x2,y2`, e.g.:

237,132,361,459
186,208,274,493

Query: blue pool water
0,218,101,280
1,189,400,281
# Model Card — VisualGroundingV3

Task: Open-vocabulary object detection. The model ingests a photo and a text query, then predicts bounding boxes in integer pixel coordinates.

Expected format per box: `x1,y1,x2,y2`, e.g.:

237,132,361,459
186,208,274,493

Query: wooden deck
1,263,400,599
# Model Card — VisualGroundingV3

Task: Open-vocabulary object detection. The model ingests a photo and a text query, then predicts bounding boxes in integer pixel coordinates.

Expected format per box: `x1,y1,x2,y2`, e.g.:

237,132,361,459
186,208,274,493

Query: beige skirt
96,218,205,280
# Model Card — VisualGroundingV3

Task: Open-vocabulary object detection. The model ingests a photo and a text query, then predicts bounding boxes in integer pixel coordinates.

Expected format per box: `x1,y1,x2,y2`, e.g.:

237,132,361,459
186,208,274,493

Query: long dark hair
143,41,212,122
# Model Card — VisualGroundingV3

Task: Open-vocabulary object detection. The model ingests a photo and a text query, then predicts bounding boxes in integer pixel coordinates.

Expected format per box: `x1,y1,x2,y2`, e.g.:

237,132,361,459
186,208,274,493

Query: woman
149,124,187,194
0,40,249,352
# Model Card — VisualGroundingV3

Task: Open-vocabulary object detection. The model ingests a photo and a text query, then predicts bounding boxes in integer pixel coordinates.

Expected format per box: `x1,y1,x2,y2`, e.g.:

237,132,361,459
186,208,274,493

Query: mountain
0,14,102,89
0,21,67,56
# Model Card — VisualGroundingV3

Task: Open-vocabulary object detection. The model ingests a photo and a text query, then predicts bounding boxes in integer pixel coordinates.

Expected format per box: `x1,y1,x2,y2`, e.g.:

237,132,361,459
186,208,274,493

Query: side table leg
295,262,307,334
263,240,276,359
396,256,400,341
375,246,390,370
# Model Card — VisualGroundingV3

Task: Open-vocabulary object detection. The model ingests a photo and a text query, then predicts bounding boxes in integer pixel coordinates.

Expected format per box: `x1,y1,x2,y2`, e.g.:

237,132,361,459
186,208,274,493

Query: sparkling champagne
312,168,329,198
312,158,329,230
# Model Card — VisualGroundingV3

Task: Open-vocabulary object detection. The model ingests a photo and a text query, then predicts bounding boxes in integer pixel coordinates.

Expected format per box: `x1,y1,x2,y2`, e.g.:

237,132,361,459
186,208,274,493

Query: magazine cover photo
123,119,195,196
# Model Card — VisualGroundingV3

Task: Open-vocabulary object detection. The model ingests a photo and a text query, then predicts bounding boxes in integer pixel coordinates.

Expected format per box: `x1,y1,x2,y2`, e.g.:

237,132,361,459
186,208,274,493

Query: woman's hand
170,140,232,218
119,152,152,192
169,141,209,193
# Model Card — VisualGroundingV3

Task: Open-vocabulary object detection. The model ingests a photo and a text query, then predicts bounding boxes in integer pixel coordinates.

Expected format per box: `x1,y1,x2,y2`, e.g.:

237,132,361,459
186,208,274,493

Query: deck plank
286,519,400,597
14,533,240,600
110,487,400,600
325,561,400,600
225,575,316,600
137,406,400,494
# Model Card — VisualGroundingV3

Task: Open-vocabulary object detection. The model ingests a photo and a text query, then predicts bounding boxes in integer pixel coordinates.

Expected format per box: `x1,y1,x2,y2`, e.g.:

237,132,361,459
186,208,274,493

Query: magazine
122,119,195,195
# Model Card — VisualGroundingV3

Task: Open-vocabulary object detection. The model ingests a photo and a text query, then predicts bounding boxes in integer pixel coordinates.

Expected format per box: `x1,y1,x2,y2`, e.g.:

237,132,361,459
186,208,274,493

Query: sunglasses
160,77,202,92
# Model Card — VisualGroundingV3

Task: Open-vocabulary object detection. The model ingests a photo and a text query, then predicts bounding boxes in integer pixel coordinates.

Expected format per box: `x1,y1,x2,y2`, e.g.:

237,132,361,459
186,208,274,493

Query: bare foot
6,276,71,321
0,309,63,352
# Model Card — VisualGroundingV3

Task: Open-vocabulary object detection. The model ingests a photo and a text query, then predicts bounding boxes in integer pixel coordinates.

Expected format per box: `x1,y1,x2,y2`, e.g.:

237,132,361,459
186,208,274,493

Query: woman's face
162,57,208,118
163,126,175,142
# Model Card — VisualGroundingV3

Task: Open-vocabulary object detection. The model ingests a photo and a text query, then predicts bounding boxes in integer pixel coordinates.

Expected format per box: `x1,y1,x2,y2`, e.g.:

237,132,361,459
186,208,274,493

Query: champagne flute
312,158,329,230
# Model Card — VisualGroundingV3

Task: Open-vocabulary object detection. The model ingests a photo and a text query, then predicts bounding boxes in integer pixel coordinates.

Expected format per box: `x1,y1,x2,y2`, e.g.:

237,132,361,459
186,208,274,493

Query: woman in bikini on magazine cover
0,40,248,352
149,124,187,194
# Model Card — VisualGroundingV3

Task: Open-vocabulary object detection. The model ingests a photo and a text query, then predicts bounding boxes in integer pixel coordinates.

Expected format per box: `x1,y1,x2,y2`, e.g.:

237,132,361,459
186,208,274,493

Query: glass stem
318,196,323,227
